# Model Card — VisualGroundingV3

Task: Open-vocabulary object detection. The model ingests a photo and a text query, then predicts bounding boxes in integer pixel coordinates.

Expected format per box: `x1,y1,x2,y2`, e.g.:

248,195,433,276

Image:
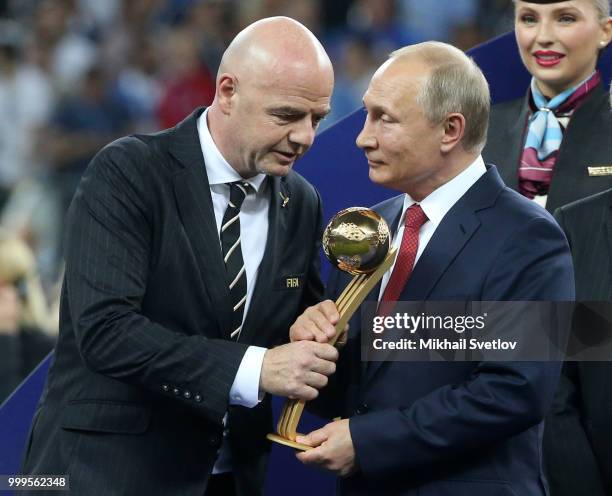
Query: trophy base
266,433,311,451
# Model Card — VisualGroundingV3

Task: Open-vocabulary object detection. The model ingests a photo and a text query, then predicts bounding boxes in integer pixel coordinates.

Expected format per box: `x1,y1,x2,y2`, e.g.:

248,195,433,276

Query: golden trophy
267,207,397,450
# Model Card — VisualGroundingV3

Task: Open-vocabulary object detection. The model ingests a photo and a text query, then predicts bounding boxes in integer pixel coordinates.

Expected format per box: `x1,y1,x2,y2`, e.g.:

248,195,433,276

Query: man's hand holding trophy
267,207,396,451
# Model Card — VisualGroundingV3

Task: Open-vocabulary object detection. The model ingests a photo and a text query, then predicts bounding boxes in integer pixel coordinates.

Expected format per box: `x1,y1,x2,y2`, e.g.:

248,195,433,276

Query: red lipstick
533,50,565,67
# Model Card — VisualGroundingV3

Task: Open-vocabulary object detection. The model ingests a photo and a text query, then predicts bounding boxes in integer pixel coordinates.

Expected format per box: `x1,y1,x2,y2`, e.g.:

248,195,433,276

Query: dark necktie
379,204,428,315
220,181,251,340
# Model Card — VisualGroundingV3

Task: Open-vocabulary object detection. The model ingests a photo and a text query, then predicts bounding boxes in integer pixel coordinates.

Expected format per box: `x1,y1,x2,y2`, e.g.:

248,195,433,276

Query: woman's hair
596,0,612,19
0,231,50,330
513,0,611,22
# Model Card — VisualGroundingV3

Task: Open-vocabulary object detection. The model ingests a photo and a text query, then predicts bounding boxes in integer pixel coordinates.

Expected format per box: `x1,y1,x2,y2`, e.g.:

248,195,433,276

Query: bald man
21,17,336,496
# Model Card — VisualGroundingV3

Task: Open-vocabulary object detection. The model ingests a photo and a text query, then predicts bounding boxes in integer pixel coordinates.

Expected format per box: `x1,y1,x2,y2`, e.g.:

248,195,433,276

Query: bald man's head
207,17,334,179
217,16,332,88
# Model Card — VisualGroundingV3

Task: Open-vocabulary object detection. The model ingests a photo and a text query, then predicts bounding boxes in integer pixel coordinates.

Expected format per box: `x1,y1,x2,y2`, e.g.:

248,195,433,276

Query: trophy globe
323,207,391,275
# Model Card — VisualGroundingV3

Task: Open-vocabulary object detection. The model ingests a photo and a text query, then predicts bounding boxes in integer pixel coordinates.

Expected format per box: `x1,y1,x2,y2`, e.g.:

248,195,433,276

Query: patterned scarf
519,71,601,199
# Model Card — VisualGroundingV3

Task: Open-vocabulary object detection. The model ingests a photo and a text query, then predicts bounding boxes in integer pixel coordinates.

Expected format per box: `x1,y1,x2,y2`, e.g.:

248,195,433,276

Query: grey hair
512,0,611,21
389,42,491,153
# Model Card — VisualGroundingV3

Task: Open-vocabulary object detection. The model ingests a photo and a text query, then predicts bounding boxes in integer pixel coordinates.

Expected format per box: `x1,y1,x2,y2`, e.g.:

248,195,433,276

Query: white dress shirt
197,109,268,473
378,156,487,300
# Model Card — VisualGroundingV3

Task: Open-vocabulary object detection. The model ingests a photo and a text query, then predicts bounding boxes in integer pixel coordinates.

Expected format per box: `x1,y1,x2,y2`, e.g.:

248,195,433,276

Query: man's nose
356,118,376,150
289,118,316,148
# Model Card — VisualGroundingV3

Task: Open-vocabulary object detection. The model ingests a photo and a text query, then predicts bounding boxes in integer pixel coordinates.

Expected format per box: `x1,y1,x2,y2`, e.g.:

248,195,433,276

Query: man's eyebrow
267,106,306,116
363,101,393,115
268,106,330,120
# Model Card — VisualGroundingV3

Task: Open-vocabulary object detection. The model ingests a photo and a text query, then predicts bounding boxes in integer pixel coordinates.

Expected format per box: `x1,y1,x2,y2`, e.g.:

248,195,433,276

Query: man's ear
217,73,238,114
440,113,466,154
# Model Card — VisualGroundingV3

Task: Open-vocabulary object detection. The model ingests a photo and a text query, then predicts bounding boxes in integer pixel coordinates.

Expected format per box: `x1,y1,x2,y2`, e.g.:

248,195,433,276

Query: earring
602,41,608,47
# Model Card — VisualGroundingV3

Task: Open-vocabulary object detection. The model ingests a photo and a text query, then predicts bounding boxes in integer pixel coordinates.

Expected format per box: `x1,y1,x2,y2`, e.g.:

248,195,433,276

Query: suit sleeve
349,217,575,481
543,207,607,496
64,138,247,425
544,362,607,496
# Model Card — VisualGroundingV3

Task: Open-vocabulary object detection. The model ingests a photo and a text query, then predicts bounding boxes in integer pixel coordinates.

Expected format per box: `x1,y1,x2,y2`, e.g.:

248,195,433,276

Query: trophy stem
267,247,398,451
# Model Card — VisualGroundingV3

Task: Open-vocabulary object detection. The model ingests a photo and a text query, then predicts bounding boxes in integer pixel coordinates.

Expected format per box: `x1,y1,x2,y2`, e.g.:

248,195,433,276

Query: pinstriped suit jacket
544,189,612,496
20,108,324,496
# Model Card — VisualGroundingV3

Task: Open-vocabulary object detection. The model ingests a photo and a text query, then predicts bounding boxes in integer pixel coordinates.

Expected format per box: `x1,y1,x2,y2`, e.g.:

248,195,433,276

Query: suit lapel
494,94,530,191
400,212,481,302
239,176,290,344
505,94,530,192
550,84,607,210
359,197,404,378
363,167,504,384
170,108,233,338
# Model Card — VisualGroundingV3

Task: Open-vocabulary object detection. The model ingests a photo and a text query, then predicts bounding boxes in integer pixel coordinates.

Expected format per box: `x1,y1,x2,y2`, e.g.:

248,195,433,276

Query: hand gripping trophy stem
267,207,397,450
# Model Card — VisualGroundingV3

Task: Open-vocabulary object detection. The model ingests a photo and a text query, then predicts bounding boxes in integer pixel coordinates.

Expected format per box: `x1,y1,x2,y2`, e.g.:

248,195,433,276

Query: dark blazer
20,108,324,496
483,83,612,213
315,166,574,496
544,189,612,496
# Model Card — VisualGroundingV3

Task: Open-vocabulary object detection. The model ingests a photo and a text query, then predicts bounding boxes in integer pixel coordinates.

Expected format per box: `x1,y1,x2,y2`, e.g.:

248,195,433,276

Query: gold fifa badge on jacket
279,192,290,208
588,166,612,176
276,275,303,290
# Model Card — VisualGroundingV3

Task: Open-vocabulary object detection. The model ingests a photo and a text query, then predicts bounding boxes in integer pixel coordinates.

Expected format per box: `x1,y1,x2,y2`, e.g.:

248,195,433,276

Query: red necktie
379,204,428,314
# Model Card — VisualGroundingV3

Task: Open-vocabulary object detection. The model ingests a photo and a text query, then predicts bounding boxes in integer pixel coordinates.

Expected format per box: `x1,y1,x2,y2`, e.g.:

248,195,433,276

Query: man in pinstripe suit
544,183,612,495
21,17,338,496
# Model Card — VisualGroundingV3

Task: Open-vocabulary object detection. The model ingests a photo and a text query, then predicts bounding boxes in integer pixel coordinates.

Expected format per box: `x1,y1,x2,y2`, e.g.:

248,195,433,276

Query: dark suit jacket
544,189,612,496
483,83,612,213
20,108,324,496
315,166,574,496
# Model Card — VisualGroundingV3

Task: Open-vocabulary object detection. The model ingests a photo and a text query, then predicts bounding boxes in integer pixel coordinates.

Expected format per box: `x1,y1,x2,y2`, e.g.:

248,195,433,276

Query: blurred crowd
0,0,515,401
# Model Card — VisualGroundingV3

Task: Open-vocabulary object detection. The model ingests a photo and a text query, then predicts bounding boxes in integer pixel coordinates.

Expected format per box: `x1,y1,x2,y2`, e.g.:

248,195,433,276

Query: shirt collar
400,155,487,229
197,108,267,193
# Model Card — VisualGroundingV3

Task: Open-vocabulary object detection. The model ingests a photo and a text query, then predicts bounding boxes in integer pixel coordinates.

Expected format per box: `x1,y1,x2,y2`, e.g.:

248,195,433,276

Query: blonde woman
0,233,54,405
483,0,612,212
